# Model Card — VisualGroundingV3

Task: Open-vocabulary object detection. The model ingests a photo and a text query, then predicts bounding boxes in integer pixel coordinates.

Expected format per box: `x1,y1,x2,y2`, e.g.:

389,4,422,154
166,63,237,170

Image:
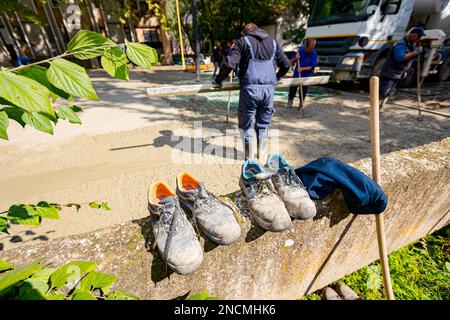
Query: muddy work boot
176,172,241,245
240,160,292,232
148,182,203,275
336,283,362,300
265,154,316,220
322,287,342,300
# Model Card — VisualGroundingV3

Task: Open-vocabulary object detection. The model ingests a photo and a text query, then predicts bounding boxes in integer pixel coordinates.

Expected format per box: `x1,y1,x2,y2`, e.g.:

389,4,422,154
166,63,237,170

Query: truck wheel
437,55,450,82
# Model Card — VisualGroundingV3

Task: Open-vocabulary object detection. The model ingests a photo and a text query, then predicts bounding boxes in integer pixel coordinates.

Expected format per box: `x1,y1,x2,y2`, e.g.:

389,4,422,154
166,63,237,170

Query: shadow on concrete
304,215,358,296
133,216,174,284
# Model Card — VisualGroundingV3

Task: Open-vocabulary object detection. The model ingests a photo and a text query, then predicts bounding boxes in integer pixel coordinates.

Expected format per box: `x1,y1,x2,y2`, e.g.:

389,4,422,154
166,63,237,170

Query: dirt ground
0,66,449,252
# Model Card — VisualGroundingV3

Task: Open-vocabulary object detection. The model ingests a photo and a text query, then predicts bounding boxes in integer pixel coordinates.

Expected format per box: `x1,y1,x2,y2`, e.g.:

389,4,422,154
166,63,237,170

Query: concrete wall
1,138,449,300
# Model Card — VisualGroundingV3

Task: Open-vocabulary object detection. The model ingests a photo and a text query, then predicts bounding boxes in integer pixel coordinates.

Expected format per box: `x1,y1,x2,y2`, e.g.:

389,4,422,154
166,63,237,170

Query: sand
0,67,448,252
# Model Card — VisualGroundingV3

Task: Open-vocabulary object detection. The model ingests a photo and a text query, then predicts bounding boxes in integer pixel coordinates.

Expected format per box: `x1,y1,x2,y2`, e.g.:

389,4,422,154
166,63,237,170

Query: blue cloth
295,157,388,214
293,46,318,78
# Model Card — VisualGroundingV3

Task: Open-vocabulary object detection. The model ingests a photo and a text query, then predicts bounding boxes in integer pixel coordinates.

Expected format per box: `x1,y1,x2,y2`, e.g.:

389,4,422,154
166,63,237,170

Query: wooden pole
370,76,395,300
147,75,330,97
226,72,233,123
175,0,185,68
416,56,423,120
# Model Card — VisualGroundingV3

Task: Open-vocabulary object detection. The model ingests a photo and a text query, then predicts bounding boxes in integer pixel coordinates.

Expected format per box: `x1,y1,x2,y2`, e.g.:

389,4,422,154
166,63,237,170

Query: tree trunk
158,0,173,65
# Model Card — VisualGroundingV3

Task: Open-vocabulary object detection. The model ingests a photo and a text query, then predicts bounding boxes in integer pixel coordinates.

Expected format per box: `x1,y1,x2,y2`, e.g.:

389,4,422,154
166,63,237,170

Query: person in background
212,41,222,79
379,27,425,109
17,44,30,66
287,38,318,108
213,23,290,160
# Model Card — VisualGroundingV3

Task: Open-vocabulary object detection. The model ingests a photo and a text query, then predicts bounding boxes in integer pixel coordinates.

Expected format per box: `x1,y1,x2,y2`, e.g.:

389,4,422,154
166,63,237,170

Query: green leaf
0,260,43,297
15,65,72,101
77,271,116,294
0,71,54,118
101,46,129,80
35,203,60,220
31,267,55,281
101,202,112,211
0,260,14,273
66,203,81,212
0,111,8,140
89,202,101,209
50,261,96,290
126,43,156,69
57,106,82,124
18,277,49,299
72,291,97,300
0,217,8,234
66,30,116,60
150,48,159,64
7,204,41,226
106,290,139,300
22,112,54,135
47,58,99,101
1,106,25,127
91,272,117,294
44,293,66,300
71,105,83,113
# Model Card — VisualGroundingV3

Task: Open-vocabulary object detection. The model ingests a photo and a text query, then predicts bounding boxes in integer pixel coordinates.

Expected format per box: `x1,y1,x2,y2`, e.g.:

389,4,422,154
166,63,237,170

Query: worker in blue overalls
287,38,318,109
213,23,290,160
379,27,425,109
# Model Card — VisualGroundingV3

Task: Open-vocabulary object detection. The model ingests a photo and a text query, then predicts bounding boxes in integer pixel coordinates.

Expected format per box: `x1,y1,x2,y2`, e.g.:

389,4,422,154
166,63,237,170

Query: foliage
303,226,450,300
0,259,139,300
186,288,219,300
0,0,46,27
0,29,158,140
166,0,312,52
0,201,111,234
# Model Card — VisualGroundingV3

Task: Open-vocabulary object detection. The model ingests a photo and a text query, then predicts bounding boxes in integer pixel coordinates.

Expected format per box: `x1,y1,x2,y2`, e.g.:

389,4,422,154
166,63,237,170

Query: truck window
309,0,379,26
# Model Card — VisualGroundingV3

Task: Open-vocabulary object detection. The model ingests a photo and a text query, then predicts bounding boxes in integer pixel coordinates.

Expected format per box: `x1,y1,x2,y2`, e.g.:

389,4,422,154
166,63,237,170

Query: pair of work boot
240,154,316,232
322,284,363,300
148,172,241,275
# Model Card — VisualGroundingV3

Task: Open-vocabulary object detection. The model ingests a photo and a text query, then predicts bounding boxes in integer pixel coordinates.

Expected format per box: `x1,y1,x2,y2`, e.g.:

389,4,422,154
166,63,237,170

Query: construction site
0,0,449,303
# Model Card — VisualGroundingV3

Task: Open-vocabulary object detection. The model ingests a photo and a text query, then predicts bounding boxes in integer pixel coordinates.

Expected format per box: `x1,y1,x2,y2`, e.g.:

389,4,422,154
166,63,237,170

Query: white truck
306,0,450,86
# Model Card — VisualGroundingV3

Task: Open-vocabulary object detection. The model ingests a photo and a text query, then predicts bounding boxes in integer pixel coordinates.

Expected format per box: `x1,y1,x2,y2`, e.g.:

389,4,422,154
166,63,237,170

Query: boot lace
279,168,306,190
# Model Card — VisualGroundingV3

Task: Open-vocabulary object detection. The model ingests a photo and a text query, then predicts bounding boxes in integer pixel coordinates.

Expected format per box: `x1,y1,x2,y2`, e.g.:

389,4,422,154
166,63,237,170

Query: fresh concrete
2,138,449,299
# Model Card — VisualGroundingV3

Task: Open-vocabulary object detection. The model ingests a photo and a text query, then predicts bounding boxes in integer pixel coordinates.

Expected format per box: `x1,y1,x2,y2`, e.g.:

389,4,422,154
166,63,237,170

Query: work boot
148,182,203,275
176,172,241,245
336,283,362,300
257,138,267,161
265,154,316,220
244,141,257,160
239,160,292,232
323,287,342,300
286,99,293,108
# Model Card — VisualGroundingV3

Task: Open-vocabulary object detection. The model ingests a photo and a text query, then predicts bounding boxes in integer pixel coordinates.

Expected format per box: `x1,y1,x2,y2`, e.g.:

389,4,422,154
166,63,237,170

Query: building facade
0,0,165,66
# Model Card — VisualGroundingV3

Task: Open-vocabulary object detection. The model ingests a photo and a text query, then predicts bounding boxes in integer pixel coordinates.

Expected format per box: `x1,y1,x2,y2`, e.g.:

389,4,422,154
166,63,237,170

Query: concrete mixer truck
305,0,450,86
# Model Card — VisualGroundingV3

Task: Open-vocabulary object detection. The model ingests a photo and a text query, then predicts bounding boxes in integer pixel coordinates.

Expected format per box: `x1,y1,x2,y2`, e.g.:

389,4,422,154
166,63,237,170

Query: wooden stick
226,72,233,123
417,57,422,118
370,76,395,300
146,76,330,97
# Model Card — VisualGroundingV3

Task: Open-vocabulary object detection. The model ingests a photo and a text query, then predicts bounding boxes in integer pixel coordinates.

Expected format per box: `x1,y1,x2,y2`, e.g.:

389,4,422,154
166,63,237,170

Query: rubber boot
257,138,267,161
244,141,256,160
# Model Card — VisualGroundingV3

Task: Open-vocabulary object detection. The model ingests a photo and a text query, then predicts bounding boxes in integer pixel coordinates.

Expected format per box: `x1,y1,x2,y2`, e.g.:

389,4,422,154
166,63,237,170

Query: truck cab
306,0,450,84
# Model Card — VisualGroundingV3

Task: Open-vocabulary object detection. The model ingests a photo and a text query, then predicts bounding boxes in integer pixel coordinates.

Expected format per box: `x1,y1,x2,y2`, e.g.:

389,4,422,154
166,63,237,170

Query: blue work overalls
238,37,277,159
